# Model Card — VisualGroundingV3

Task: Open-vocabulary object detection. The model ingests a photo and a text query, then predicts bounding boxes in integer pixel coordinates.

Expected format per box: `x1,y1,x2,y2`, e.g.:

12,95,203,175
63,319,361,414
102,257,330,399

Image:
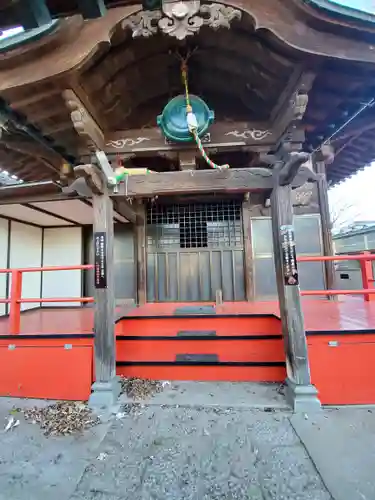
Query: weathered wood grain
271,170,311,386
242,195,255,301
104,121,277,155
111,167,313,198
315,158,335,294
92,187,116,383
135,200,147,305
63,89,105,151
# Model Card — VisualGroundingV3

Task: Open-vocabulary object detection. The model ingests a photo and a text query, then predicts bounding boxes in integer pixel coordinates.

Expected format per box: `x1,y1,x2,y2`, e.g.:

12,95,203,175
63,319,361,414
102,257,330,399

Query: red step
115,313,286,382
117,338,284,362
115,314,281,336
116,364,286,382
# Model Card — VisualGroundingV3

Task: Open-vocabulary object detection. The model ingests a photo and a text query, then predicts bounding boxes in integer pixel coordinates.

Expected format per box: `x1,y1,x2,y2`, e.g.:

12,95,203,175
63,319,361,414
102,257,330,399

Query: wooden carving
73,164,104,195
62,89,105,151
104,121,278,155
121,10,161,37
294,93,309,121
122,2,241,40
159,1,203,40
292,183,314,207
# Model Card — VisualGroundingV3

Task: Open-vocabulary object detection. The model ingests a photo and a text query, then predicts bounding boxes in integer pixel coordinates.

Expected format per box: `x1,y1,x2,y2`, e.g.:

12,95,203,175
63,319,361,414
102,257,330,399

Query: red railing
0,265,94,334
1,253,374,335
297,251,375,301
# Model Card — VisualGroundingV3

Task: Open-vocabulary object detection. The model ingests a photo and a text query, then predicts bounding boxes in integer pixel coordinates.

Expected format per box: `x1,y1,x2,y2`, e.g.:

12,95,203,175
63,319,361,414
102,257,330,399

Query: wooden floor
0,297,375,335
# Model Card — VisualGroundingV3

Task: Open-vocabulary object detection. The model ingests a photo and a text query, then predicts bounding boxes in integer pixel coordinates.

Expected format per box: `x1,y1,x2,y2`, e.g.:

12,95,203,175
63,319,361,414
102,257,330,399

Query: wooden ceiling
1,0,375,185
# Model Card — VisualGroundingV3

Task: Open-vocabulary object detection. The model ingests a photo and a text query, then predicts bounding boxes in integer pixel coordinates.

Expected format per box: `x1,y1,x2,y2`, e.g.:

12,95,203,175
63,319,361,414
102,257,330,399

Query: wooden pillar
242,194,254,301
314,157,336,293
271,173,320,411
89,187,119,408
136,200,147,305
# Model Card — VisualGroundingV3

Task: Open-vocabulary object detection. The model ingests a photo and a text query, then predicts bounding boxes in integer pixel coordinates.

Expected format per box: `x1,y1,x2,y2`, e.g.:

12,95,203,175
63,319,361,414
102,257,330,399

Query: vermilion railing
0,265,94,334
0,253,374,335
297,251,375,301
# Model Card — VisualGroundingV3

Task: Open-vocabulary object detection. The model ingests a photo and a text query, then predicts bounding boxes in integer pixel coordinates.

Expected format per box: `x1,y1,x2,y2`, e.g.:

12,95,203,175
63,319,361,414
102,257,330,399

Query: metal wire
312,97,375,154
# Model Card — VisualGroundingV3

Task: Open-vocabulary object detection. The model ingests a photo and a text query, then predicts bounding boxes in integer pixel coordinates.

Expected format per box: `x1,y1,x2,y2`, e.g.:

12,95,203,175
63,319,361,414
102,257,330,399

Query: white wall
9,222,42,311
0,219,9,316
42,227,83,307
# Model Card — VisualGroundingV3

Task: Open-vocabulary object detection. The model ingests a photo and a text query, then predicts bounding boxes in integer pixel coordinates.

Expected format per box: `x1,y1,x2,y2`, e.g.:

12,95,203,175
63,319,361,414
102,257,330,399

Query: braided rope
181,62,230,170
193,130,229,170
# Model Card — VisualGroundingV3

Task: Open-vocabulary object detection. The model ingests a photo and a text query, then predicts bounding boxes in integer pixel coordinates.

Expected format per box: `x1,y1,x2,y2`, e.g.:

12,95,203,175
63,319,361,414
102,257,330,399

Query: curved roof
1,0,375,29
1,0,375,185
307,1,375,23
0,22,58,53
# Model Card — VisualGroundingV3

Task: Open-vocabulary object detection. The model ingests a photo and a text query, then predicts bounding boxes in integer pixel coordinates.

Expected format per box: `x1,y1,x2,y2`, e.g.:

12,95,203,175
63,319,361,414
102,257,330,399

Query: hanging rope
181,59,229,170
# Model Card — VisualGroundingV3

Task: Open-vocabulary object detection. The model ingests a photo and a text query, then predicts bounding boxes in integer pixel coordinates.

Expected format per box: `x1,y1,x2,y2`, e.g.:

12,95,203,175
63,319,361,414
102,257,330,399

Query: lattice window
147,201,243,249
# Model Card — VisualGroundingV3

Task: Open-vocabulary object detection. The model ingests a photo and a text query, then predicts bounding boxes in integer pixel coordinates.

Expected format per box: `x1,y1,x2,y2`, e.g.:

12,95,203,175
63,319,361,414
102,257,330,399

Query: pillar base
88,378,121,410
285,378,321,413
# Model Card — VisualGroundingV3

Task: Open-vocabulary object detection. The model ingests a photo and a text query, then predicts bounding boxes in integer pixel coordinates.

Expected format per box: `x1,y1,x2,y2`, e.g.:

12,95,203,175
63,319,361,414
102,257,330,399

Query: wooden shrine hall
1,0,375,410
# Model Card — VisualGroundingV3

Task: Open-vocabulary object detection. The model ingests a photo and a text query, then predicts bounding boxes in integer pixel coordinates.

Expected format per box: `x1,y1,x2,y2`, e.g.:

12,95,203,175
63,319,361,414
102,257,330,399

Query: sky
328,163,375,228
0,27,23,40
326,0,375,14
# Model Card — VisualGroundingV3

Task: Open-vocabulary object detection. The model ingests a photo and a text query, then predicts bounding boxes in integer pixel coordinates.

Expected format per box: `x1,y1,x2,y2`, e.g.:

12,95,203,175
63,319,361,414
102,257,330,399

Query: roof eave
305,0,375,25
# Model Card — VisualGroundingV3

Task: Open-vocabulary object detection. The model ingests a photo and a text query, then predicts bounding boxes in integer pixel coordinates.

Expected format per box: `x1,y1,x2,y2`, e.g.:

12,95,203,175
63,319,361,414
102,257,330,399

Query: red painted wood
308,335,375,405
116,339,285,362
0,308,94,335
116,317,281,336
298,254,375,262
0,345,93,400
360,251,375,302
0,300,375,401
9,270,22,335
1,298,375,336
116,365,286,382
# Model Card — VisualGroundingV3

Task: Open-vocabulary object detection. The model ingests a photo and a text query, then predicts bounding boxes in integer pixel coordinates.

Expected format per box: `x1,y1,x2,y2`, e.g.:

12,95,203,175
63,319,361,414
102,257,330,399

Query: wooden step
116,364,286,382
115,314,281,336
116,336,284,362
115,313,284,382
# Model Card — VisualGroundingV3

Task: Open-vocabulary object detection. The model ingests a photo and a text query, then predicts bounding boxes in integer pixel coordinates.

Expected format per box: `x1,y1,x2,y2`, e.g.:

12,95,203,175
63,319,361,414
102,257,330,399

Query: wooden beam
314,157,336,295
9,89,61,110
62,89,105,151
279,153,312,186
72,163,100,188
111,167,314,199
270,66,305,128
112,198,140,224
242,194,254,301
2,139,62,173
135,200,147,305
270,168,320,410
271,67,316,142
89,186,119,407
104,122,279,155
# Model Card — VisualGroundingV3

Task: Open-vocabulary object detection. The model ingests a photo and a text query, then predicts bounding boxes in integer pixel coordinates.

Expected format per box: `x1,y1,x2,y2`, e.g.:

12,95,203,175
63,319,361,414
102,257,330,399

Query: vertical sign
280,225,299,286
94,232,107,289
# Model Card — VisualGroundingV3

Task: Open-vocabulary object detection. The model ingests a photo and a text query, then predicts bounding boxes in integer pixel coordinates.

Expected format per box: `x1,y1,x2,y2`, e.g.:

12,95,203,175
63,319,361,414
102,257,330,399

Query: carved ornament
292,183,314,207
106,138,151,148
122,2,241,40
62,89,105,151
225,129,272,141
293,93,309,121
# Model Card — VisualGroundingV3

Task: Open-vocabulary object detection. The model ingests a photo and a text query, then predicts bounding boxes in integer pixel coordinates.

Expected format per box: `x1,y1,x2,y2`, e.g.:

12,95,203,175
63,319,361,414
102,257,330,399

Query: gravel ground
74,404,332,500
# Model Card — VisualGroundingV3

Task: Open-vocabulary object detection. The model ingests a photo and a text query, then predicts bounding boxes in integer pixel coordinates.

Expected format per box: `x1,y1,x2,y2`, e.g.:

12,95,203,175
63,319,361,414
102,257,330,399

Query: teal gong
157,94,214,143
